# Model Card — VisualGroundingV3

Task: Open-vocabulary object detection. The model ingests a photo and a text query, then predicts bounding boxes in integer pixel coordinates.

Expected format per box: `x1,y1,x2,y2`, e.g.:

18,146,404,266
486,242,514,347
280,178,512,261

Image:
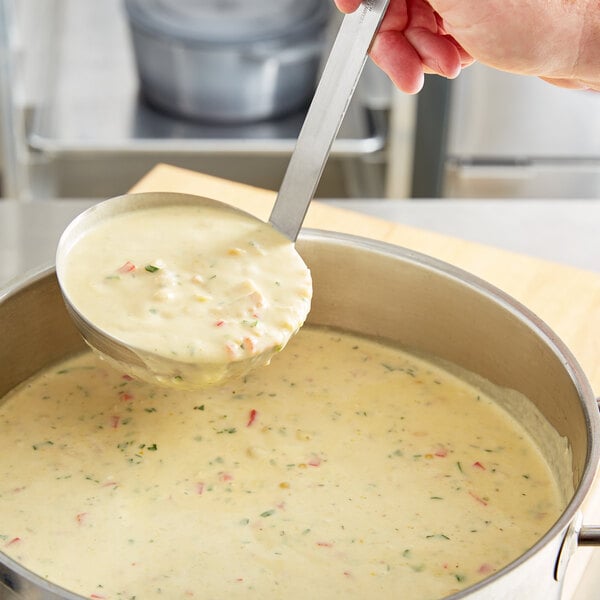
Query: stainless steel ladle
270,0,390,241
56,0,390,388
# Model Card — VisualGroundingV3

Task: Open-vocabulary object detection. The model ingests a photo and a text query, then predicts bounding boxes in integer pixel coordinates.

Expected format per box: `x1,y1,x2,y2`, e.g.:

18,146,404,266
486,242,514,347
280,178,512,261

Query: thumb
334,0,363,13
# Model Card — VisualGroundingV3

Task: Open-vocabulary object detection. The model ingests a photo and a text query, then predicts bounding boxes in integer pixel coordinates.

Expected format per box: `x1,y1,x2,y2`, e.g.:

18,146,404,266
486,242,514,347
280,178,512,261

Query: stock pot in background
0,230,599,599
123,0,332,123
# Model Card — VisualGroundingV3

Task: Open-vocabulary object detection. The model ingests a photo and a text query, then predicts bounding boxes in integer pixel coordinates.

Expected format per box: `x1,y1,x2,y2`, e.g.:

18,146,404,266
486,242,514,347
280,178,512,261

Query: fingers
446,36,475,68
333,0,472,93
370,30,425,94
404,27,462,79
370,27,465,93
333,0,362,13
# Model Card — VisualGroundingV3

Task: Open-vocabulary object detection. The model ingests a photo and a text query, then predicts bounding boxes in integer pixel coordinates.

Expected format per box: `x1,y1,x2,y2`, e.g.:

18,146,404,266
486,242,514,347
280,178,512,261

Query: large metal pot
124,0,332,123
0,230,599,599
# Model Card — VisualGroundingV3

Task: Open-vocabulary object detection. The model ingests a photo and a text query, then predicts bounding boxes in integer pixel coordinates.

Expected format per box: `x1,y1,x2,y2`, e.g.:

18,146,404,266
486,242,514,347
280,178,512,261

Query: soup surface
0,327,565,600
58,203,312,387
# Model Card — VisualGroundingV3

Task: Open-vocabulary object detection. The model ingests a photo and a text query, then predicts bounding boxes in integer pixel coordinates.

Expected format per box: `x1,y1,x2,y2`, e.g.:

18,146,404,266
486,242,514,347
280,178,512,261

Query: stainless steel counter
327,199,600,272
1,198,599,288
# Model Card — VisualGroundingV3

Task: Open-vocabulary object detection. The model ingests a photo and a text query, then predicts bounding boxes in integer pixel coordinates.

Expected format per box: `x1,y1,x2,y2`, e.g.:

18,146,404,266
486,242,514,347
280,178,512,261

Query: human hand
335,0,473,93
335,0,600,93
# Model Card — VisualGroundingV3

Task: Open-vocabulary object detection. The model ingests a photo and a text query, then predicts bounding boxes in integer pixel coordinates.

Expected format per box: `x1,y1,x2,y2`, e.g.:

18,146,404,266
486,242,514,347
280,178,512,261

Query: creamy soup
57,203,312,387
0,327,567,600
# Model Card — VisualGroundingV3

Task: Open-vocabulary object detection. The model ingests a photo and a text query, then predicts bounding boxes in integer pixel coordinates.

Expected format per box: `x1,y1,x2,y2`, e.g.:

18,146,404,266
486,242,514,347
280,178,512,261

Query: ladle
270,0,390,240
55,0,390,388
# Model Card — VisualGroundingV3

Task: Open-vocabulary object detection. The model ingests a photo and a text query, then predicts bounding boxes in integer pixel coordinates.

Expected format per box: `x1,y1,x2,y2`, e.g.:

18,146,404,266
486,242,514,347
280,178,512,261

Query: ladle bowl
55,191,309,389
55,0,390,388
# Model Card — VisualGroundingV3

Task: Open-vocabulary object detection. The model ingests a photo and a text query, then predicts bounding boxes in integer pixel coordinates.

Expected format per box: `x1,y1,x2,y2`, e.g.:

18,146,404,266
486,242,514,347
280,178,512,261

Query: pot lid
124,0,331,45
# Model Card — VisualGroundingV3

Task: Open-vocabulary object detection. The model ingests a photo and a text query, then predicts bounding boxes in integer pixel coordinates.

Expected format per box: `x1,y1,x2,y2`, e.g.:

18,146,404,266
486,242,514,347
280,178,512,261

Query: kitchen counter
0,196,599,600
1,198,599,287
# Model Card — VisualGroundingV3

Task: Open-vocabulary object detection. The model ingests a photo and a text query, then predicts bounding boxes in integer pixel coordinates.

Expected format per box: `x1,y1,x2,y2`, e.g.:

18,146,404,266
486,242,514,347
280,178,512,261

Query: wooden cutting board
131,163,599,595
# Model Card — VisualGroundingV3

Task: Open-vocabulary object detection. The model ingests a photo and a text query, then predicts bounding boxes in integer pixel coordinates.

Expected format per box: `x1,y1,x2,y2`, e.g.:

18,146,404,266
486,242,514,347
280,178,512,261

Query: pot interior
296,233,594,495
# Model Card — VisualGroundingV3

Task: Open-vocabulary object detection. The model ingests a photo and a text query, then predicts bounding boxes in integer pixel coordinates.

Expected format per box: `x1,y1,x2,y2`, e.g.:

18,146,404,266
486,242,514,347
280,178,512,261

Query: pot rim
0,229,598,599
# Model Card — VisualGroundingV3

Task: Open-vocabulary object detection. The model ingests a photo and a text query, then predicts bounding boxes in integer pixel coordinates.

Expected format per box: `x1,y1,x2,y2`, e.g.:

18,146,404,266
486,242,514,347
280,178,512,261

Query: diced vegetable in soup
0,327,567,600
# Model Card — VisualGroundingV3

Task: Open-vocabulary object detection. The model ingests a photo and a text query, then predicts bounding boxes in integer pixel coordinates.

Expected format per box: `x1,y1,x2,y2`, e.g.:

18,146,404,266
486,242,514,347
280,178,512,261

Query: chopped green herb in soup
0,327,566,600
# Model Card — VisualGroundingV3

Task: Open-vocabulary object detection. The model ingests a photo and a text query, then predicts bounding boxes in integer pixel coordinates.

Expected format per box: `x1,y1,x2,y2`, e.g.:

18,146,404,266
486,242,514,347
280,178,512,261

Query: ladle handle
269,0,390,241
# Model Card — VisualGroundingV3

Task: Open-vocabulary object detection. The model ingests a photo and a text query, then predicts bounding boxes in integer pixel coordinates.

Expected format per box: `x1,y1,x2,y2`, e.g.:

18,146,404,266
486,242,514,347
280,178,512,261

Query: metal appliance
0,0,391,201
442,64,600,199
